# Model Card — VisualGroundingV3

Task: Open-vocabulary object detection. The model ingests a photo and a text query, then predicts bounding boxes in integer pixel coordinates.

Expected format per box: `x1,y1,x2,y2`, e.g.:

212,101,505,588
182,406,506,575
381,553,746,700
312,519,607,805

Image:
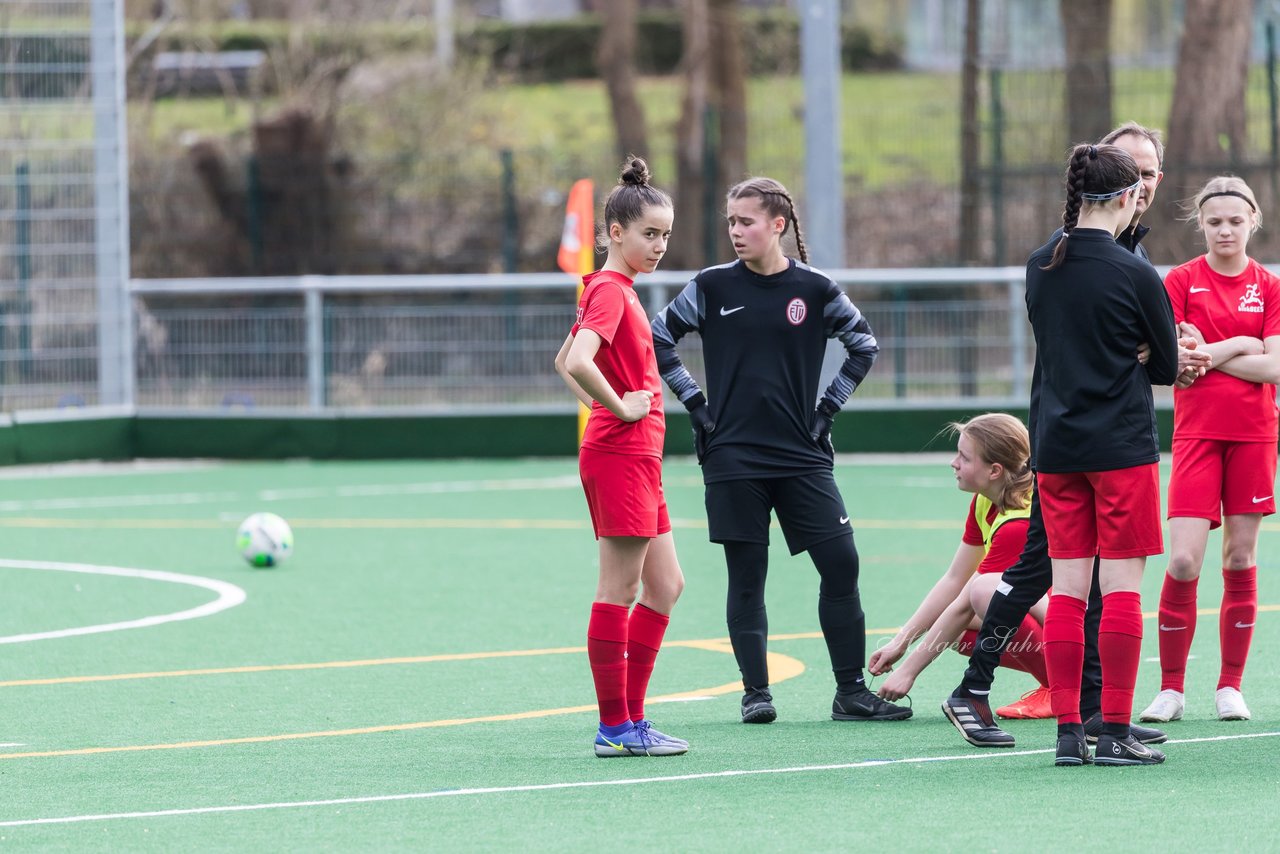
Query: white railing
127,268,1036,413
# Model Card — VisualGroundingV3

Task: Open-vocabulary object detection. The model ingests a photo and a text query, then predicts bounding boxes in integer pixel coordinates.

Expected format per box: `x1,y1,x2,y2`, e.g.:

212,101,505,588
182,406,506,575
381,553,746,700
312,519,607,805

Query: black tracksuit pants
960,485,1104,719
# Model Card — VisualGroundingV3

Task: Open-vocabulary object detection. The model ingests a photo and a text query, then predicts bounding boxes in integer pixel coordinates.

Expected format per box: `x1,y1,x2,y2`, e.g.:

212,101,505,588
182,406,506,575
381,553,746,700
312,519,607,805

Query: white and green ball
236,512,294,567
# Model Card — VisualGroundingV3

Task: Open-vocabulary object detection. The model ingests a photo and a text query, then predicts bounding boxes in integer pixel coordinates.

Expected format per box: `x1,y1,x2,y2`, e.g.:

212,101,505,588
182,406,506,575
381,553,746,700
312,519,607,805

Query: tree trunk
1168,0,1252,168
672,0,710,270
1149,0,1253,262
708,0,746,262
958,0,982,265
1060,0,1113,145
597,0,650,162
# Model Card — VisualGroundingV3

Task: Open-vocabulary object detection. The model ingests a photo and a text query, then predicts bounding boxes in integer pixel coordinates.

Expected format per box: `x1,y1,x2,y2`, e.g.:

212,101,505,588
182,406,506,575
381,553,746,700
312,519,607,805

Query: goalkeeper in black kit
651,175,910,725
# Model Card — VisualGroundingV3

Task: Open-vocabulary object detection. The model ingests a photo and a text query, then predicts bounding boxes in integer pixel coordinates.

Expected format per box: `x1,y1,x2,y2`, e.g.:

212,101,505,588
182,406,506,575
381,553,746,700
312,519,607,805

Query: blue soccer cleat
593,721,688,757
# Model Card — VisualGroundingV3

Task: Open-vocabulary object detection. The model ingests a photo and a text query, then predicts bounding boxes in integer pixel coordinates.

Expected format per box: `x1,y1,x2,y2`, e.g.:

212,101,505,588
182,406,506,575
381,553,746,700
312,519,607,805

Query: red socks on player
1219,566,1257,691
626,604,670,722
1004,614,1049,688
588,602,671,727
1157,574,1198,692
587,602,630,727
1044,593,1087,724
1098,591,1143,724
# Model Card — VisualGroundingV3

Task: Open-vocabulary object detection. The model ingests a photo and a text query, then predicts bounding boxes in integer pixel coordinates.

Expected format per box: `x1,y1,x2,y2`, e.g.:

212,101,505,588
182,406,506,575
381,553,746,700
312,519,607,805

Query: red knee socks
587,602,630,727
1099,591,1143,724
626,604,670,723
1219,566,1257,691
1157,574,1198,692
1044,594,1087,724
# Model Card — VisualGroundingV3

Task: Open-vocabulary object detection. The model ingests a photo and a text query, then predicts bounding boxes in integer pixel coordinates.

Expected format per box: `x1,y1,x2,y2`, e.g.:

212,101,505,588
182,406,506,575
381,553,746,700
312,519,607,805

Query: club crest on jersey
1239,283,1264,313
787,298,807,325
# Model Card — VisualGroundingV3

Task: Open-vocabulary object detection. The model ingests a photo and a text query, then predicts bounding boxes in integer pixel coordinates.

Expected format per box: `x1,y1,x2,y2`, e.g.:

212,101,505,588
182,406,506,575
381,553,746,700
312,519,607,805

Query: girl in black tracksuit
651,176,909,726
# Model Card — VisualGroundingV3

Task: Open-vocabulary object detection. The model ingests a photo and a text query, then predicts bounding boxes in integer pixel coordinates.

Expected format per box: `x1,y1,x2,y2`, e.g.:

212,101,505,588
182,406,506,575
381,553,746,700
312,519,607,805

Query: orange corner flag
558,179,594,445
558,179,594,276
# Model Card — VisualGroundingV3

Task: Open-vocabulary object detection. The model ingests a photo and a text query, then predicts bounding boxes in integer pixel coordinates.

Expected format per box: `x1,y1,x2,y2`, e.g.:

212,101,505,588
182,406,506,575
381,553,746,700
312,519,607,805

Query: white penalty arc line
0,560,247,644
1,731,1276,829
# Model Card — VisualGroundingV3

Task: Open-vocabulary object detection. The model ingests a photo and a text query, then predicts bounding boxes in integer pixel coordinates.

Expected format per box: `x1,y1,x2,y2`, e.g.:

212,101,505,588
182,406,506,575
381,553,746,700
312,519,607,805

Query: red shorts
1168,437,1277,528
578,447,671,539
1037,464,1163,559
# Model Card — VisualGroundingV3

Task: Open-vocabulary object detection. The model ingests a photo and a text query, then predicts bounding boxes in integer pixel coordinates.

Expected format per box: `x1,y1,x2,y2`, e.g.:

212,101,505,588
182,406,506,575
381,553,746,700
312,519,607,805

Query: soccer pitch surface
0,456,1275,850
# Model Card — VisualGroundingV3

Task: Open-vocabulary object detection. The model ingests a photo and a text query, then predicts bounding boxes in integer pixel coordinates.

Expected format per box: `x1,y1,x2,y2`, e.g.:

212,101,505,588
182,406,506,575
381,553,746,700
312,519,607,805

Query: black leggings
725,533,867,693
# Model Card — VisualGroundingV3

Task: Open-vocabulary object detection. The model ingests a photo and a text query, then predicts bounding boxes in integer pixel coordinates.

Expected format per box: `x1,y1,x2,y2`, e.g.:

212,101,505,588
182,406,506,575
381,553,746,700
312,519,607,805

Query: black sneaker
1082,712,1167,745
941,695,1016,748
1054,731,1093,767
741,687,777,724
1094,732,1167,766
832,685,912,721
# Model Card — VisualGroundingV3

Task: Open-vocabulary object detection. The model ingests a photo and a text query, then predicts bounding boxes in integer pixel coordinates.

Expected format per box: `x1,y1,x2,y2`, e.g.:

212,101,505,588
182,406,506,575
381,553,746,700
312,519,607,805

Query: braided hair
726,177,809,264
599,156,673,251
1041,143,1140,271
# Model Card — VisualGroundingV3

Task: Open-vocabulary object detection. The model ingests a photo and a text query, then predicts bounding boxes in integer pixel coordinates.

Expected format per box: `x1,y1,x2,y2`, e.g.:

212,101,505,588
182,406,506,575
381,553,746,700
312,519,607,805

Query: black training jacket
1025,227,1178,473
651,258,877,482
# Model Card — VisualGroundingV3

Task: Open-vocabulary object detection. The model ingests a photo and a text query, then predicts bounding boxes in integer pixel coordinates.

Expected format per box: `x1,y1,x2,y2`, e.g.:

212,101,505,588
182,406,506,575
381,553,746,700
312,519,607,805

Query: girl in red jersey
553,158,688,757
1140,176,1280,725
868,414,1051,719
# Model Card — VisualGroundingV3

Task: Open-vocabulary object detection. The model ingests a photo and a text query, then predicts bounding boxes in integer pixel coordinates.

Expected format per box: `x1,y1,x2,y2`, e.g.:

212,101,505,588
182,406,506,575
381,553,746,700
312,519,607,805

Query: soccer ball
236,512,294,568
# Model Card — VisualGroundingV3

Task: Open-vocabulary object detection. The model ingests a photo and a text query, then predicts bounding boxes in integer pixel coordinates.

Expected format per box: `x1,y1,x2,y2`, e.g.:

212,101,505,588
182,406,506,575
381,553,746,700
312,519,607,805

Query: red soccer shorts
1037,463,1163,559
1168,437,1277,528
578,447,671,539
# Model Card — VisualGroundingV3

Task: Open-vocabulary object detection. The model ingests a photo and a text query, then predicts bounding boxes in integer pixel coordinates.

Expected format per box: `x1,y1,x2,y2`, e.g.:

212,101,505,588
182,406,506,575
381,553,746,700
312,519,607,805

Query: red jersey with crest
1165,256,1280,442
571,269,665,456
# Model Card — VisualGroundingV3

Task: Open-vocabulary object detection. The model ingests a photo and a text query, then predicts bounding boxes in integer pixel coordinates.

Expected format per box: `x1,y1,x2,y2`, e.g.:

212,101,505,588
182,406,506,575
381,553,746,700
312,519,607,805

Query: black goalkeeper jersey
652,258,878,482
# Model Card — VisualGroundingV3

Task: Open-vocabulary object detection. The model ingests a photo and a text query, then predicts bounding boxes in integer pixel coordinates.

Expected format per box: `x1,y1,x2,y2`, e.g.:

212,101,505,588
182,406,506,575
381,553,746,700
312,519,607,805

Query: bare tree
671,0,745,269
1168,0,1252,169
671,0,711,269
1149,0,1253,262
1060,0,1113,145
710,0,747,191
596,0,650,161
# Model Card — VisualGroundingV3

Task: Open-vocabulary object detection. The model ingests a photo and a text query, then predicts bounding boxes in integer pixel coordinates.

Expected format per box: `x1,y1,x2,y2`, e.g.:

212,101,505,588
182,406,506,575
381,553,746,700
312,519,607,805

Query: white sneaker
1216,687,1251,721
1139,689,1185,722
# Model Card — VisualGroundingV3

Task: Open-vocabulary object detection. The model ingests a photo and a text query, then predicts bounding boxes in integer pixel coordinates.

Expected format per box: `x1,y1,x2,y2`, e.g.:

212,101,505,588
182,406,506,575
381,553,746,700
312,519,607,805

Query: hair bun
620,156,651,187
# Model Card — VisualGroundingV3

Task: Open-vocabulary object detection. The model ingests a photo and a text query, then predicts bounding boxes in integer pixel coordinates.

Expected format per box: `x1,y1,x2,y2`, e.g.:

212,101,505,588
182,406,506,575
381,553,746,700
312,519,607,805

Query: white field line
0,731,1275,829
0,560,246,644
0,476,586,513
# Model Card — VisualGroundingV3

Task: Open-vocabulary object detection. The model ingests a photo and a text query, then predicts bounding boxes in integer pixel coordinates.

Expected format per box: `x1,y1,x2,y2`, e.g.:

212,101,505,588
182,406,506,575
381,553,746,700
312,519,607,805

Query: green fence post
988,66,1006,267
500,149,518,273
16,161,31,380
893,286,907,398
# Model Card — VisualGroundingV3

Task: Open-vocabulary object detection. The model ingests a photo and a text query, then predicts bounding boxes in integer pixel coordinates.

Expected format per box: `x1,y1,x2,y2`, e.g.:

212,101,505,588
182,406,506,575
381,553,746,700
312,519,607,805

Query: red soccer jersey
571,269,665,457
1166,256,1280,442
961,495,1030,575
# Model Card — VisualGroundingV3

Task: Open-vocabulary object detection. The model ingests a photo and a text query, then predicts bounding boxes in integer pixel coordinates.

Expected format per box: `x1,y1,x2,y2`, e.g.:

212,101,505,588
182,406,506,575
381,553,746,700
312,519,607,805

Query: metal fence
128,269,1038,413
0,0,131,412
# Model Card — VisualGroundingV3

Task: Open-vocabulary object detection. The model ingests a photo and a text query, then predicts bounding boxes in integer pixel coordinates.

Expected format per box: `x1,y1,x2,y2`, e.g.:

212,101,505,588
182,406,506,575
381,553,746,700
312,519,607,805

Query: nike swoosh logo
1189,287,1210,293
839,516,850,524
1159,624,1187,632
599,737,625,751
1235,621,1255,629
1253,495,1272,504
719,306,745,316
